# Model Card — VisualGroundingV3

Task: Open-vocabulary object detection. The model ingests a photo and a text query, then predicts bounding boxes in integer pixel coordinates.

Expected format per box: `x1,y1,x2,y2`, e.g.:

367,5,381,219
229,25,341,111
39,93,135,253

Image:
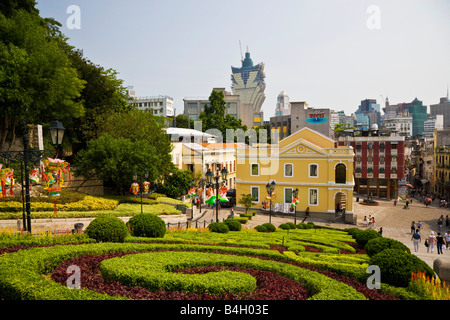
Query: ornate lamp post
133,171,149,214
0,119,66,232
197,177,206,215
205,165,228,222
266,180,276,224
48,118,65,158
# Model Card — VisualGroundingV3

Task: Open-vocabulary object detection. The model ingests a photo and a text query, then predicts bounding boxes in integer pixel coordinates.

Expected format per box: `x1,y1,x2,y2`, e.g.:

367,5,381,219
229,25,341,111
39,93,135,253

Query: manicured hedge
224,218,242,231
0,243,366,300
208,222,229,234
100,251,257,295
369,249,434,287
85,215,128,243
0,195,119,213
126,213,166,238
364,237,411,257
352,229,382,248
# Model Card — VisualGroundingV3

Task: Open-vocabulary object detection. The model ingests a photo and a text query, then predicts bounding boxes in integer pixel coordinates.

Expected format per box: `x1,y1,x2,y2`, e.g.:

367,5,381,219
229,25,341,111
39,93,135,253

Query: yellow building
235,127,355,221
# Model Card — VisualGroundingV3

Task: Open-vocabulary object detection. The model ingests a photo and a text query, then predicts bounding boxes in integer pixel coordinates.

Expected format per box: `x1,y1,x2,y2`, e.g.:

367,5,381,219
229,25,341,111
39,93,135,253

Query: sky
36,0,450,120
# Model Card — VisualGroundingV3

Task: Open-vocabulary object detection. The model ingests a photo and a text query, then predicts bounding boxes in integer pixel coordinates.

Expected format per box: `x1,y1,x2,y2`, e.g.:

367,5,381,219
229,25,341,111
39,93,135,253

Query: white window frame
284,163,294,177
250,163,259,176
284,187,293,204
309,188,318,206
309,163,319,178
250,186,260,203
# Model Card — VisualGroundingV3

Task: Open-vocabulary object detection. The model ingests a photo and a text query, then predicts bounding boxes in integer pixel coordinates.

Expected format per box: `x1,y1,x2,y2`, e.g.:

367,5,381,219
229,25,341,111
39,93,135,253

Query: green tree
75,134,160,194
238,194,256,214
99,109,174,179
159,168,193,198
174,114,190,129
0,8,85,150
198,89,246,139
67,49,131,149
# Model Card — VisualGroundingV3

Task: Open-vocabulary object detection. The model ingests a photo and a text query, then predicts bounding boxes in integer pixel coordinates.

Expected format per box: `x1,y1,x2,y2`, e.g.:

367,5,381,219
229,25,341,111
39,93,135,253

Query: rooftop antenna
239,40,243,62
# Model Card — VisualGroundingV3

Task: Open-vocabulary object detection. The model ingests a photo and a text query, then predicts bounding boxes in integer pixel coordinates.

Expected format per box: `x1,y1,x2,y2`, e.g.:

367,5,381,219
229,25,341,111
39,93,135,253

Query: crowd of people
410,216,450,254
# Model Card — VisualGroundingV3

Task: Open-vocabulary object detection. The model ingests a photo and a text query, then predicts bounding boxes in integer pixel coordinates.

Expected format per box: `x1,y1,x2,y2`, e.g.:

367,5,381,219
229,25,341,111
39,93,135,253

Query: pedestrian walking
363,216,368,228
417,220,422,231
438,215,444,231
378,227,383,236
411,229,421,252
305,207,310,217
427,231,437,253
372,217,376,228
445,231,450,250
393,199,397,206
437,232,444,255
410,221,415,234
446,215,449,228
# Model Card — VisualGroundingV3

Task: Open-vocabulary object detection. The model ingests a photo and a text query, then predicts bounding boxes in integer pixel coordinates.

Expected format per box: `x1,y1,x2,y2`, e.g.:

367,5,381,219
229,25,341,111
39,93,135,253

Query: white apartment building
127,86,174,117
423,115,443,137
383,112,413,137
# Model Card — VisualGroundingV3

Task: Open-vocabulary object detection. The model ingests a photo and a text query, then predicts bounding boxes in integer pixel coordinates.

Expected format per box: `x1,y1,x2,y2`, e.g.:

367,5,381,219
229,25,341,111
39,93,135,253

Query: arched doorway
334,192,346,215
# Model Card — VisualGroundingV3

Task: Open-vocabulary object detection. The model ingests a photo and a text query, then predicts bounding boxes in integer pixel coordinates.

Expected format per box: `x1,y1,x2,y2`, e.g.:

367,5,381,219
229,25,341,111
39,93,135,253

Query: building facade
183,88,240,123
383,112,413,137
405,98,428,138
166,128,239,189
127,87,174,117
423,115,443,137
275,91,291,116
434,128,450,199
430,96,450,129
231,51,266,128
337,130,406,199
236,127,355,220
270,102,333,141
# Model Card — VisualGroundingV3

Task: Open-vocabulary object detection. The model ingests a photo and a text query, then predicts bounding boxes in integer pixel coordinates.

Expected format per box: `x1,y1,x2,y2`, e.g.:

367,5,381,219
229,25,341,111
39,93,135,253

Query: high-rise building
355,99,381,129
231,51,266,128
430,95,450,129
275,91,291,116
423,115,444,137
405,98,428,138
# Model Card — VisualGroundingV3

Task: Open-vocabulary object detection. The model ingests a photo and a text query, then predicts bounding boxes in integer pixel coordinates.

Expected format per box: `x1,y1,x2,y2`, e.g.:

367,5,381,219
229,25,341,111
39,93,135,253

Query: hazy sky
36,0,450,120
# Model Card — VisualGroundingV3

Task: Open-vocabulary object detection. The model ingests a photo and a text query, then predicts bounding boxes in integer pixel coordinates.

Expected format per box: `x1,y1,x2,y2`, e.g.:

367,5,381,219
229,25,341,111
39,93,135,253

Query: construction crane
239,40,243,62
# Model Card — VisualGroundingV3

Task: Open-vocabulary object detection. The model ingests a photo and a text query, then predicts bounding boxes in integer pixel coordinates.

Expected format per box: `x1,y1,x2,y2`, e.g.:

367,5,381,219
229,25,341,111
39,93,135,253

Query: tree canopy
0,8,85,150
198,89,247,140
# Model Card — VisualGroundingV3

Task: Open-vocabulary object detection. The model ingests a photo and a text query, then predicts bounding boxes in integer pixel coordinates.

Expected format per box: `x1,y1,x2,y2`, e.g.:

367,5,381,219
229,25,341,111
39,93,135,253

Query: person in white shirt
427,231,437,253
444,231,450,250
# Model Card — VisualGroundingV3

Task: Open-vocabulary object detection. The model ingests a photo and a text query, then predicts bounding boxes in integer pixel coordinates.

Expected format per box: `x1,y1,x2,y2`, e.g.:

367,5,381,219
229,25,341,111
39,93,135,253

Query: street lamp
48,118,65,158
206,164,228,222
133,171,149,214
293,187,299,225
266,180,276,223
197,177,206,214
